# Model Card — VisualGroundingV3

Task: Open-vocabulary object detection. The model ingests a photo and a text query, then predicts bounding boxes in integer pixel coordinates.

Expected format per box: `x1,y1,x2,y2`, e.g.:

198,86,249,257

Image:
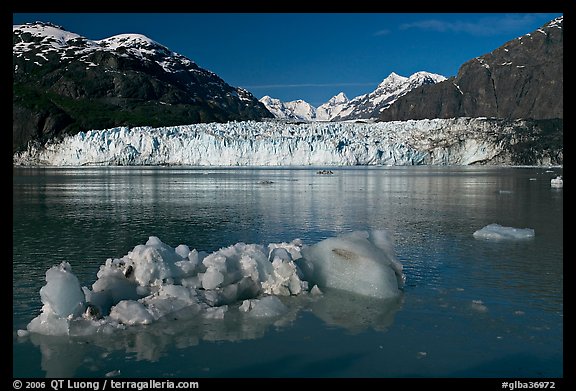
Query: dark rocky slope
13,22,272,154
379,17,563,122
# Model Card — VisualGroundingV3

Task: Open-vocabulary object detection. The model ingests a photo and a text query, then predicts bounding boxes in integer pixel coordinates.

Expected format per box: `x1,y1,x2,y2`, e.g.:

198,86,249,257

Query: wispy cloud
241,82,377,89
398,14,550,37
373,29,391,36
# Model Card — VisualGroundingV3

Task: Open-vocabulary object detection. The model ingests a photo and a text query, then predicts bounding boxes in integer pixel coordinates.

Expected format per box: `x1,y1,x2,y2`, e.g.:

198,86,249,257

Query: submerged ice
24,230,404,336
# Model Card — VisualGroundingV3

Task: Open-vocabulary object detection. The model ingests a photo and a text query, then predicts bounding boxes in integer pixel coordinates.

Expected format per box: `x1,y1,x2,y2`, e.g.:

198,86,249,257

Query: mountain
316,92,349,121
333,71,446,121
13,118,562,166
13,22,273,154
380,16,563,122
259,96,317,121
259,71,445,122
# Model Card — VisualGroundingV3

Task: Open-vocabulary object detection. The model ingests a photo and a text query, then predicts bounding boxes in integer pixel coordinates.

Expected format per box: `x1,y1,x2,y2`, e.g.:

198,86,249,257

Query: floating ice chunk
262,248,308,296
109,300,154,325
84,263,140,316
471,300,488,312
39,262,86,319
239,299,252,313
244,296,288,317
204,305,228,319
310,285,323,296
201,267,225,290
27,312,71,336
300,230,404,299
473,224,535,240
175,244,191,258
551,176,563,188
173,249,200,278
141,284,202,320
127,243,175,287
25,231,404,336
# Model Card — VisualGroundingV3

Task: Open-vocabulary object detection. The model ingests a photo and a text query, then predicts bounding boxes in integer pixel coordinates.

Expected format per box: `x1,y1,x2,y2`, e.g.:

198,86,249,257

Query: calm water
13,166,563,378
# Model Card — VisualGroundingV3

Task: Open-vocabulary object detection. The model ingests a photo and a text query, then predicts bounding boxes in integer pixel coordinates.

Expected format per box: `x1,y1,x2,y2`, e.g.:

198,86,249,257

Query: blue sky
13,13,562,106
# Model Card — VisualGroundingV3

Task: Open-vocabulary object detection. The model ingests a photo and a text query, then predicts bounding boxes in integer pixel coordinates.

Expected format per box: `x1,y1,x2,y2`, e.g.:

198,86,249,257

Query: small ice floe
416,351,428,359
471,300,488,312
473,223,535,240
550,176,563,188
310,285,323,296
239,296,288,317
16,329,30,338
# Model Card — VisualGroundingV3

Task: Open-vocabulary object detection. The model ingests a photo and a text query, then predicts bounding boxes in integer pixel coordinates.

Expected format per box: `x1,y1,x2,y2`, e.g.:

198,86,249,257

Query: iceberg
300,230,404,299
473,224,535,240
550,176,563,188
22,230,405,336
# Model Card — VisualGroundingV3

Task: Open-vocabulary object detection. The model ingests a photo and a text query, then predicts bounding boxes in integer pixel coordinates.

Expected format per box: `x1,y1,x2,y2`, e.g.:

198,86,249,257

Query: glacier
13,117,560,166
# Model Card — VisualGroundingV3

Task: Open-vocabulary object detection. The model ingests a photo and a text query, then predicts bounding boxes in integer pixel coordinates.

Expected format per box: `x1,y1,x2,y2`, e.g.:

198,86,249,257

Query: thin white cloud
241,82,377,89
398,14,554,37
373,29,391,36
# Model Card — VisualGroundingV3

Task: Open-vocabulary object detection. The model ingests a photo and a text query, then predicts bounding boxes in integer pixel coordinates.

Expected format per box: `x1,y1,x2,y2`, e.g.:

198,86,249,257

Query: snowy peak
259,96,317,121
98,34,172,61
13,22,87,49
332,71,446,121
375,72,408,91
260,71,446,122
327,92,349,105
316,92,349,121
13,22,200,74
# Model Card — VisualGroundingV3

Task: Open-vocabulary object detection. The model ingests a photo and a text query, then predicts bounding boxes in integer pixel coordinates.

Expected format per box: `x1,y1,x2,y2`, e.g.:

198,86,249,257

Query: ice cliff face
13,118,562,166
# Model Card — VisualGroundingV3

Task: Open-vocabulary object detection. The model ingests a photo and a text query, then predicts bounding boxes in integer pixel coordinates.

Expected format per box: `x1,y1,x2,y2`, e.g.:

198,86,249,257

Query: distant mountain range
260,71,446,122
380,16,563,121
261,16,562,124
12,22,272,153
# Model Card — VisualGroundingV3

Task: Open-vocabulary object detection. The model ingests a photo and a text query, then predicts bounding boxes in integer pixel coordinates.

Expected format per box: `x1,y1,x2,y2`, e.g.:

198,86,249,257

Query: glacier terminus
13,117,562,166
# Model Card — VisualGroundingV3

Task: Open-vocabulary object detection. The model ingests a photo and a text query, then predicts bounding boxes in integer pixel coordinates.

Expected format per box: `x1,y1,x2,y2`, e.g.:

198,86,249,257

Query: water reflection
20,290,403,377
13,166,563,377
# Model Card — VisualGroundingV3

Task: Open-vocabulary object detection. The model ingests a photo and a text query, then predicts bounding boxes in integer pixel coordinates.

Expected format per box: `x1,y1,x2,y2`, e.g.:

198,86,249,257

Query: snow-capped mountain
259,71,445,122
14,118,562,167
316,92,349,121
332,71,446,121
380,16,563,121
259,96,317,121
13,22,272,153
